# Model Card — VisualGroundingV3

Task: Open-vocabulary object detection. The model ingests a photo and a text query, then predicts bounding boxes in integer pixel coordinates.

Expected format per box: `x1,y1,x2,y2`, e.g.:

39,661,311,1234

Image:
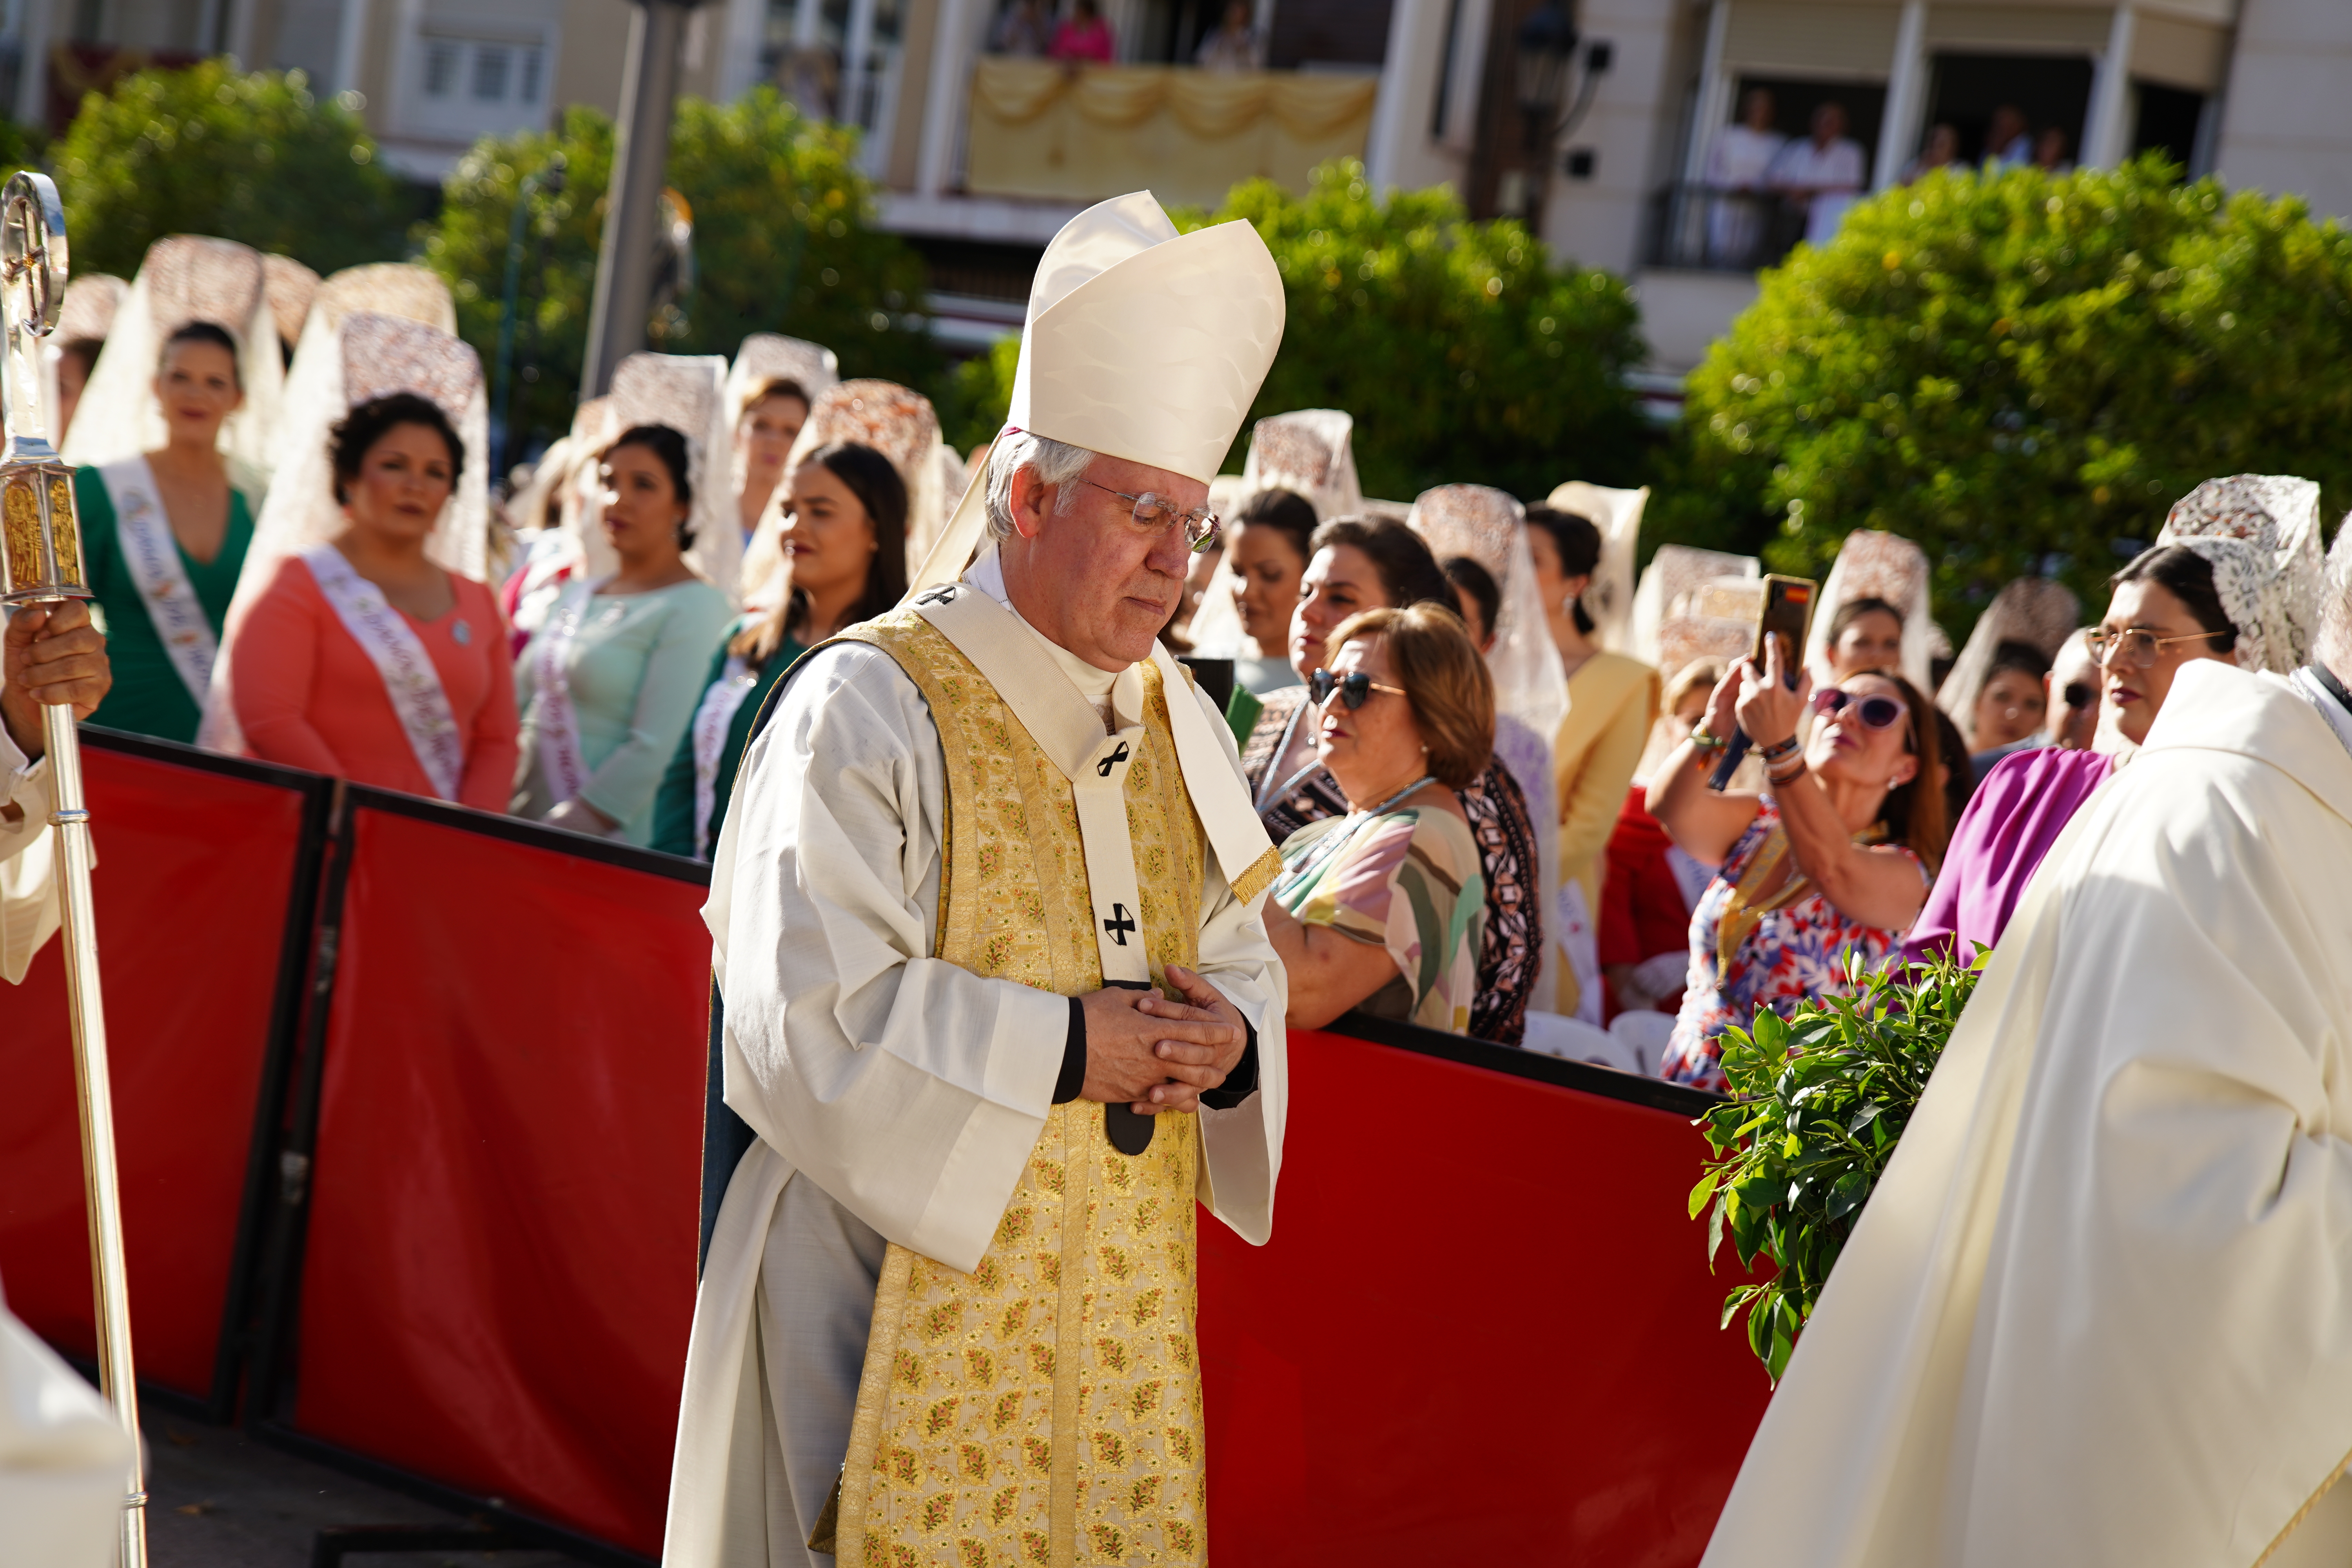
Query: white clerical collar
965,547,1145,731
2289,665,2352,759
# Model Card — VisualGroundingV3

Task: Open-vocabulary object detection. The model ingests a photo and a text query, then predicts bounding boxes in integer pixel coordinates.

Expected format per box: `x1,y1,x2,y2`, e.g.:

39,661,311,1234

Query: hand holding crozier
1,598,109,763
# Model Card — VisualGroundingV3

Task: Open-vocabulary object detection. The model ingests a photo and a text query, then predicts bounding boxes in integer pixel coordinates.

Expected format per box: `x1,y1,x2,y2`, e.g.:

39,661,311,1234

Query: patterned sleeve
1287,810,1483,1023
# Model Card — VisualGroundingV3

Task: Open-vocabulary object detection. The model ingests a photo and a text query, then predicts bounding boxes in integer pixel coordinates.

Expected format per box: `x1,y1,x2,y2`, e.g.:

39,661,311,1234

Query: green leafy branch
1688,947,1985,1381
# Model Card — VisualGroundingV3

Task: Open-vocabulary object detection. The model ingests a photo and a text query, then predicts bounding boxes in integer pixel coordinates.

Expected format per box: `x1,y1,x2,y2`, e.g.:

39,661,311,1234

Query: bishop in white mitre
1700,524,2352,1568
0,598,139,1566
664,194,1291,1568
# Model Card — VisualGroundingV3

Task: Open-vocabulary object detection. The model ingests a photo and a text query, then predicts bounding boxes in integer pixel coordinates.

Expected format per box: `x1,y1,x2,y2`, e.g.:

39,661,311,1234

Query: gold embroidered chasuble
829,605,1222,1568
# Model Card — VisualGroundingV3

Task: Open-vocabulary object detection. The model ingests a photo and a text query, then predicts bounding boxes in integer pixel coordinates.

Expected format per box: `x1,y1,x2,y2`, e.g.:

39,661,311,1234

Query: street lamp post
1511,0,1611,230
492,154,566,478
581,0,712,398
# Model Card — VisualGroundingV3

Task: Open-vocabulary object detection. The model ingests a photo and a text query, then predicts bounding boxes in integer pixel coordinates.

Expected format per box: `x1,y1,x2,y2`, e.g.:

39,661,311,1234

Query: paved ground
144,1410,591,1568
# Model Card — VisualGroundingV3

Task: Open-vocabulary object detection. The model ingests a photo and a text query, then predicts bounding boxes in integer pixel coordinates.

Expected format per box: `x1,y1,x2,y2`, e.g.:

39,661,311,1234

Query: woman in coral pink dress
222,347,517,810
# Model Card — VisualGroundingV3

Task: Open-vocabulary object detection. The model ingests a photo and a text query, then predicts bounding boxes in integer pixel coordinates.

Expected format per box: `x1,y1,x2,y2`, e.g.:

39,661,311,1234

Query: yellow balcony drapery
965,59,1378,210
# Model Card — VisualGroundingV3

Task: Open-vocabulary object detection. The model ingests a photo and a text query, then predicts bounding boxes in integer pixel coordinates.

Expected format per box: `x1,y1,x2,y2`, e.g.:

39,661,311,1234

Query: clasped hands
1079,963,1246,1117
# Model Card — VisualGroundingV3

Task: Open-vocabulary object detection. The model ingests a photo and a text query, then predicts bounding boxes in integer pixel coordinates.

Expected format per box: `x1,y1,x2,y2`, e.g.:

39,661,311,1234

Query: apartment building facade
16,0,2351,375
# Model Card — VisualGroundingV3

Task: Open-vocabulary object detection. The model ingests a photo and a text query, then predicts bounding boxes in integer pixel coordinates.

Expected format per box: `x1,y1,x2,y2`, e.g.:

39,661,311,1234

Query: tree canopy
945,160,1649,503
423,89,936,456
1664,155,2352,635
55,61,406,278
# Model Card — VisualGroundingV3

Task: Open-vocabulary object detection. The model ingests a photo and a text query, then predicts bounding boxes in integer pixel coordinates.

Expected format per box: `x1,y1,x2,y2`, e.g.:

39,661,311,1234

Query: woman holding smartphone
1651,634,1947,1091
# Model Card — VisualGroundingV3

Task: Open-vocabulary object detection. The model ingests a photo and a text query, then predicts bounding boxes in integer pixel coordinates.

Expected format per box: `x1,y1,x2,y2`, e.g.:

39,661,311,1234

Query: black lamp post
1515,0,1579,156
492,153,565,476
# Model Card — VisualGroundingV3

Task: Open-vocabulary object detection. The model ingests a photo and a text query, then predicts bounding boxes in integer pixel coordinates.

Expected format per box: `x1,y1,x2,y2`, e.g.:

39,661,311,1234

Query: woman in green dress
73,321,257,743
651,441,908,859
512,424,735,846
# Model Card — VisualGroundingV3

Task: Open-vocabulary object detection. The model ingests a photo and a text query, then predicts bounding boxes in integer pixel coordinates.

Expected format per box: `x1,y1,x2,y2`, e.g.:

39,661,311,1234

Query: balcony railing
1643,183,1813,273
963,59,1378,210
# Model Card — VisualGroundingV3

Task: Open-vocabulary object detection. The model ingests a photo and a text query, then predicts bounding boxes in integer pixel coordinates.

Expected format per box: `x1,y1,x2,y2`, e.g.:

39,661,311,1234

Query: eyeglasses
1082,480,1221,554
1309,667,1409,711
2062,680,2096,711
2085,626,2225,670
1810,687,1907,730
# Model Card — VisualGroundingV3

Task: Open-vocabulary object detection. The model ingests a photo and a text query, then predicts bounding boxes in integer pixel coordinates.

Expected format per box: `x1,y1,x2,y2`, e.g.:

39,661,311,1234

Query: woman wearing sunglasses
1652,635,1948,1091
1907,475,2322,963
1239,514,1545,1044
1264,604,1493,1034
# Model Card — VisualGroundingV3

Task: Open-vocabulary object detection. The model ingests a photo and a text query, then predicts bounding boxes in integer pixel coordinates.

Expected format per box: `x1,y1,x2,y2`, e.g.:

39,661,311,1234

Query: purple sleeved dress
1904,746,2115,964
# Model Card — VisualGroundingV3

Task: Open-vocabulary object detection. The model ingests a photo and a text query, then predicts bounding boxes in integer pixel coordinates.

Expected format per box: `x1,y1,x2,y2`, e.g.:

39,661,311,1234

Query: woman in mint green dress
73,321,259,743
512,425,734,846
651,440,908,858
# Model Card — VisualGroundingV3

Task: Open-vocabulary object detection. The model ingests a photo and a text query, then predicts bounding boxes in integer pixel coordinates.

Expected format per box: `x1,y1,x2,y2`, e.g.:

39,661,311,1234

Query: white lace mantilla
2156,474,2324,676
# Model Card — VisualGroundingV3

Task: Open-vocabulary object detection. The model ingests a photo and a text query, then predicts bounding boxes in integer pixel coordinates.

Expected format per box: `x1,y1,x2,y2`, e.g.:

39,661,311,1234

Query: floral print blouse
1275,806,1487,1036
1660,800,1925,1091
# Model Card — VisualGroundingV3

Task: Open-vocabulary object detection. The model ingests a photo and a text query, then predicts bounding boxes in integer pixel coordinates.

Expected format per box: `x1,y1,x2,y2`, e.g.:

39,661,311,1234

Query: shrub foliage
1669,156,2352,637
1690,948,1985,1382
944,160,1649,502
56,61,405,277
423,90,935,458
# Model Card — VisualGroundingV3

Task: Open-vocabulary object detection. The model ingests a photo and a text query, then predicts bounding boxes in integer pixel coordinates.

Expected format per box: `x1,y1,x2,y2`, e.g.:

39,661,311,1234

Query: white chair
1609,1009,1678,1076
1520,1011,1648,1075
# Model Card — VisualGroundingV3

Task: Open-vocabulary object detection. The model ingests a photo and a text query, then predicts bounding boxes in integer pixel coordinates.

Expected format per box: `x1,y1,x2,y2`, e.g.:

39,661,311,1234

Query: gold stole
829,607,1214,1568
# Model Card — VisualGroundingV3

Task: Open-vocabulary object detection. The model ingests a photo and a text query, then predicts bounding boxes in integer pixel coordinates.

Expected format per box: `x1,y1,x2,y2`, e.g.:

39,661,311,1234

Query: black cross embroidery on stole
1096,741,1130,777
1103,903,1137,946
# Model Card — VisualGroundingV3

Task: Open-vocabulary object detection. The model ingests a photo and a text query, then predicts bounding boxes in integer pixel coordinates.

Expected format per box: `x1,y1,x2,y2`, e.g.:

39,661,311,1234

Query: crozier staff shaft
0,168,148,1568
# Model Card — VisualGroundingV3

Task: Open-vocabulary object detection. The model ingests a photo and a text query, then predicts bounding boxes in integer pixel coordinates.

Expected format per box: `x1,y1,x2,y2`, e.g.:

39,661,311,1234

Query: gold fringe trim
1231,845,1285,907
2252,1437,2352,1568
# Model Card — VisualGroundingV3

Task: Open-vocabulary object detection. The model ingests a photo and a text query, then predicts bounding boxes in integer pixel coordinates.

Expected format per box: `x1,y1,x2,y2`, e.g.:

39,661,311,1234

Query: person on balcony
1196,1,1267,71
1702,87,1785,266
2034,124,2075,176
988,0,1049,57
1902,122,1960,183
1049,0,1114,63
1768,100,1866,248
1985,101,2033,167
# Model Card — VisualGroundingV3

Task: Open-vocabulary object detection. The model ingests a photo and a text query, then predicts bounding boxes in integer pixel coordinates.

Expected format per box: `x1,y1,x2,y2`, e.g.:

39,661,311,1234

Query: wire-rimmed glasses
1081,479,1221,554
2086,626,2225,670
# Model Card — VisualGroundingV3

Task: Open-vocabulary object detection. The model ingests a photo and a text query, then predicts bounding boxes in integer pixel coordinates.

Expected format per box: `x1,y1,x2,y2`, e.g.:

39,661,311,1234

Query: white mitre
910,192,1285,593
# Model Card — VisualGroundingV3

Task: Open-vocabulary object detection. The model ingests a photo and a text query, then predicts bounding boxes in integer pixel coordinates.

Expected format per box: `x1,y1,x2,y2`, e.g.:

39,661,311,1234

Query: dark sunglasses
2062,681,2096,711
1309,668,1408,711
1811,687,1907,730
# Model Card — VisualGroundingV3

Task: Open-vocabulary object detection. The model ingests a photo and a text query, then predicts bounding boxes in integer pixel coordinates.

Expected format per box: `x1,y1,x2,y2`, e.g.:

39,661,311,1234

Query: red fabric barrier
290,805,708,1557
0,744,308,1399
296,854,1768,1563
1198,1029,1773,1566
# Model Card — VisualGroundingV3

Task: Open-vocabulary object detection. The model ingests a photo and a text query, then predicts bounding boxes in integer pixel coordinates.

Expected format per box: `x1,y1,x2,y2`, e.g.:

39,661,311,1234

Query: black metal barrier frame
67,724,1720,1565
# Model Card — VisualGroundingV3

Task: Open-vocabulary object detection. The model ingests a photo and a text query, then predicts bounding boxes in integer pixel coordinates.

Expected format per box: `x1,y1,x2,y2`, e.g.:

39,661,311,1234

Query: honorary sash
532,575,609,810
299,544,466,802
689,653,759,858
101,457,217,706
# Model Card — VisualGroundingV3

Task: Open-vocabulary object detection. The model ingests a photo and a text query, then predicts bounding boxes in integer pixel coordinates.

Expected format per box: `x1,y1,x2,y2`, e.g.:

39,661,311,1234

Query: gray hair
983,431,1095,542
2319,518,2352,677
